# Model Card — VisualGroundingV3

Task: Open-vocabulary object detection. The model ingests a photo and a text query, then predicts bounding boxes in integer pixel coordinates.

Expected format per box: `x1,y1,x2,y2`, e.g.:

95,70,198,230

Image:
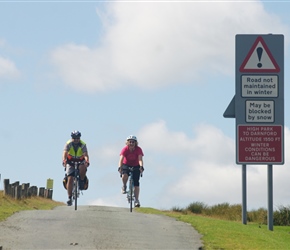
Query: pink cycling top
120,146,144,166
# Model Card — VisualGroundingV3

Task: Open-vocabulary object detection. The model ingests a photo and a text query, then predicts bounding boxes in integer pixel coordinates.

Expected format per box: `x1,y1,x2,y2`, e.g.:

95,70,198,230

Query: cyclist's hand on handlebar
62,160,67,167
85,161,90,167
140,166,144,173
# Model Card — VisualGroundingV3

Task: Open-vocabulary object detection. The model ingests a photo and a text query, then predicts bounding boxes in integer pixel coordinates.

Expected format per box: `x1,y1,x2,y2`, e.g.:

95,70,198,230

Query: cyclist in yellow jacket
62,130,90,206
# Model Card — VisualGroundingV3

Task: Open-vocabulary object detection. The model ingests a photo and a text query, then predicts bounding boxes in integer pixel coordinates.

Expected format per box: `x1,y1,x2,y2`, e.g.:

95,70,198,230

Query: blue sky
1,0,290,211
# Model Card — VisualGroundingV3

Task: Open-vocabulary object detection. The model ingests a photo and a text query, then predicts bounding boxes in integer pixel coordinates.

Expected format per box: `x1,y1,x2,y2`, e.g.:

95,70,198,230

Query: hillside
0,190,64,221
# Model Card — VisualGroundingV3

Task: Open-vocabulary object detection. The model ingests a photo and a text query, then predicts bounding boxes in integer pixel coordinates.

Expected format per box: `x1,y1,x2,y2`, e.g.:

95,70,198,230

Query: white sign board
241,75,278,97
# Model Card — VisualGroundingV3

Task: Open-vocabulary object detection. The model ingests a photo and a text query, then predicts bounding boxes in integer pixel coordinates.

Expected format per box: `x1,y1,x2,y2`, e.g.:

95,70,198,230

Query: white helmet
127,135,137,141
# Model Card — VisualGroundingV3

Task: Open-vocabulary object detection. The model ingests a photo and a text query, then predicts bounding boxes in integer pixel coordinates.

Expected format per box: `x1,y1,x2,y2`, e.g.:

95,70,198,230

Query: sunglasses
128,140,136,144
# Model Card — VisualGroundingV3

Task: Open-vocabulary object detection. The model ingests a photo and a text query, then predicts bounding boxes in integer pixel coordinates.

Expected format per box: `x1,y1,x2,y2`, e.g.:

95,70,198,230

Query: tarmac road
0,205,203,250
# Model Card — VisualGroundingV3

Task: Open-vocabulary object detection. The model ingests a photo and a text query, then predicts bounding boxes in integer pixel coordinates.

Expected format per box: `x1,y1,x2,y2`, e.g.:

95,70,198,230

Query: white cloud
0,57,20,79
92,145,120,168
51,44,121,92
0,38,20,79
139,120,234,164
89,196,123,208
50,1,289,93
138,120,194,154
90,120,290,210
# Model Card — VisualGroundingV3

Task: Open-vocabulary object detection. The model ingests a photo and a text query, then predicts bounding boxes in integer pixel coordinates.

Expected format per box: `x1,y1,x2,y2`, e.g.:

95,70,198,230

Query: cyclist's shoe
134,200,140,207
67,198,72,206
79,179,85,190
121,186,127,194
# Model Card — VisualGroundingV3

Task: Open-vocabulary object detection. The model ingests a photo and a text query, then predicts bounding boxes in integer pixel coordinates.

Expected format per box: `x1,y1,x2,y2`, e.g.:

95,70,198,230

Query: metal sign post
268,164,273,230
225,34,284,231
242,164,247,225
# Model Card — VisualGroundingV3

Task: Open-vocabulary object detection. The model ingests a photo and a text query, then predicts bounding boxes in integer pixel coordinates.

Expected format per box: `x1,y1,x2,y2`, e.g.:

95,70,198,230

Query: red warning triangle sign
239,36,280,73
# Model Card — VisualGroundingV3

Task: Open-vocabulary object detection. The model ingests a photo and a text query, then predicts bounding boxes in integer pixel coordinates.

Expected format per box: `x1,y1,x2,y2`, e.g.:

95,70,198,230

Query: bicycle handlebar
64,161,86,171
119,166,144,177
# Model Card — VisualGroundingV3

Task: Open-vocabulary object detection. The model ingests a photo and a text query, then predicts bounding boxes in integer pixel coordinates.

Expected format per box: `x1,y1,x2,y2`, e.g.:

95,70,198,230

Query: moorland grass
137,206,290,250
0,190,64,221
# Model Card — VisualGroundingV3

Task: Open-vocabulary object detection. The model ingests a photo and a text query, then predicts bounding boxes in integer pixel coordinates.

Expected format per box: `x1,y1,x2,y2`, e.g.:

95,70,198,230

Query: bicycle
120,166,143,212
64,161,83,210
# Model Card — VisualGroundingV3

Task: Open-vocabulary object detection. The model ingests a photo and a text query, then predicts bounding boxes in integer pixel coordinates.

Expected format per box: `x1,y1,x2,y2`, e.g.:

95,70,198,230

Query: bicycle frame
127,167,134,212
72,161,82,211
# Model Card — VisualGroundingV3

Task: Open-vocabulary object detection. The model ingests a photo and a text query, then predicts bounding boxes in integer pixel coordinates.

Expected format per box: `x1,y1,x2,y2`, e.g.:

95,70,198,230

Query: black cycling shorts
121,165,141,187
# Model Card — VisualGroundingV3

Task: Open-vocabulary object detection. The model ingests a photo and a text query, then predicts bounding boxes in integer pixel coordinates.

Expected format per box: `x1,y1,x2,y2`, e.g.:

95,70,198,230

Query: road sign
235,34,284,164
238,125,283,164
223,34,284,230
239,36,280,73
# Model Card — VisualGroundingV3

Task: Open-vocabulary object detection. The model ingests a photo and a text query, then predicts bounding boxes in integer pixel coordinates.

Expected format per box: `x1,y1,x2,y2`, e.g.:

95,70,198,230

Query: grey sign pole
242,164,247,224
268,165,273,231
225,34,284,230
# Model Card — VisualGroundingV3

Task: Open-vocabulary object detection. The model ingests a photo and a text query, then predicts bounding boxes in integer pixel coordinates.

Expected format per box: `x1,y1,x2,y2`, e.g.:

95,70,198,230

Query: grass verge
136,207,290,250
0,191,64,222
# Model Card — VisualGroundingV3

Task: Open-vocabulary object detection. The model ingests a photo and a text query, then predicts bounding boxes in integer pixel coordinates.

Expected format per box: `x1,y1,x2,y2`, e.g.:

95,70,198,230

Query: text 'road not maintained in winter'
241,75,278,97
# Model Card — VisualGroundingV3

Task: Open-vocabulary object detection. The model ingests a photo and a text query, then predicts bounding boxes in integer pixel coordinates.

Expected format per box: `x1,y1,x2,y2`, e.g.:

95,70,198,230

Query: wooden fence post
11,182,19,199
28,186,38,197
15,185,22,200
48,189,53,199
44,189,53,199
39,187,45,197
3,179,10,196
3,179,53,200
21,183,30,198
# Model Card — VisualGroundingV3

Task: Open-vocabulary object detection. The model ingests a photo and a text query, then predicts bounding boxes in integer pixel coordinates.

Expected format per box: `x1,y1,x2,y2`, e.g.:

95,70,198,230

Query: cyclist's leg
121,165,129,193
122,174,128,186
65,164,74,205
79,163,87,180
77,161,89,190
133,167,141,203
67,175,73,196
66,164,74,195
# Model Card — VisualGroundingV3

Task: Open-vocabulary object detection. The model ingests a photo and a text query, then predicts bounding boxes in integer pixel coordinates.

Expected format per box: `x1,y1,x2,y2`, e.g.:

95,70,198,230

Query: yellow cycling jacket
66,140,86,161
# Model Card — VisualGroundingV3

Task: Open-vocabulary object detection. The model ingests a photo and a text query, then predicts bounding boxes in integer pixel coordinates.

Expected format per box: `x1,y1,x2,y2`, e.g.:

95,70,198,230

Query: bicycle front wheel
73,177,78,211
129,179,133,212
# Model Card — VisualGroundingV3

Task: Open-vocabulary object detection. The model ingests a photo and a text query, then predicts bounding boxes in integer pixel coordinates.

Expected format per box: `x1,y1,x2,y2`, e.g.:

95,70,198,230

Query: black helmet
71,130,81,139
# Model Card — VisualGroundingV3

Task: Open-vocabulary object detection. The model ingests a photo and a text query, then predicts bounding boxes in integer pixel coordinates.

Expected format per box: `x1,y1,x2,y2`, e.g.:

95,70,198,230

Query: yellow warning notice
46,179,54,189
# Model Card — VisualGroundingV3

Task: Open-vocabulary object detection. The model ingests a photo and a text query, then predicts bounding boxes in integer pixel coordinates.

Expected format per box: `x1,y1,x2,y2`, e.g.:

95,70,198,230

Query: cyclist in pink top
118,135,144,207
